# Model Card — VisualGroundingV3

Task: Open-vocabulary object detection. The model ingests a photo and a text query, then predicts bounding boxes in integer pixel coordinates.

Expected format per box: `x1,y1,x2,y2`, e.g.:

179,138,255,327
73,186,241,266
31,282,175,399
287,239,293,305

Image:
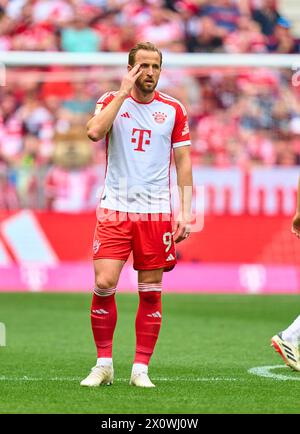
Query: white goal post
0,51,299,68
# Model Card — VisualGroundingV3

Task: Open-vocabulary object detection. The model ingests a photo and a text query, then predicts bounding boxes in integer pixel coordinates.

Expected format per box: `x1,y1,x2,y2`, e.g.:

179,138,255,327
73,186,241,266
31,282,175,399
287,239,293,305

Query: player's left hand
292,212,300,238
172,219,191,243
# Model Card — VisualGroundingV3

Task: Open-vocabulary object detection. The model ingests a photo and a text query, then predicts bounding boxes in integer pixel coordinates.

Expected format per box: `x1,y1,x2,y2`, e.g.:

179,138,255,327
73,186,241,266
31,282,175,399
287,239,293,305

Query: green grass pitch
0,292,300,414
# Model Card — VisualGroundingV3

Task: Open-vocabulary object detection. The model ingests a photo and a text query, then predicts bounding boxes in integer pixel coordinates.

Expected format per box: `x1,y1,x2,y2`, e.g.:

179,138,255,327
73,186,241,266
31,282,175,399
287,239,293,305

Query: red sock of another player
134,283,162,366
91,287,117,359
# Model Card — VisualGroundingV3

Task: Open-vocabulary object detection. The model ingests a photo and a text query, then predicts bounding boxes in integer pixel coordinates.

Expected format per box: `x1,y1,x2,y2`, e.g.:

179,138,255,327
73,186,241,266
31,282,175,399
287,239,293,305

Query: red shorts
93,208,177,272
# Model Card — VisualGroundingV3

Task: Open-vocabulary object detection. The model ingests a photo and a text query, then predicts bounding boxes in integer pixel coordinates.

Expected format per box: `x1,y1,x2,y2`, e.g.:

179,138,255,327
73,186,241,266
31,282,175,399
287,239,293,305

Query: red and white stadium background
0,166,299,294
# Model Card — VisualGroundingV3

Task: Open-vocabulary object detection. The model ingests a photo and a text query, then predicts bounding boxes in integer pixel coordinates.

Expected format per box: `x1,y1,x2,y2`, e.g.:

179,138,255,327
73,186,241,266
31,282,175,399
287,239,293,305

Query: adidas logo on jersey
147,311,162,318
121,112,130,118
166,253,175,261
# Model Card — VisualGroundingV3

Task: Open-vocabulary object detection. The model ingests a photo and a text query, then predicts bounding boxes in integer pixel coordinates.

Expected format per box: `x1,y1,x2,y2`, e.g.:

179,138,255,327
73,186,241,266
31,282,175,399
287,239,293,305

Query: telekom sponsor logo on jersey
131,128,152,152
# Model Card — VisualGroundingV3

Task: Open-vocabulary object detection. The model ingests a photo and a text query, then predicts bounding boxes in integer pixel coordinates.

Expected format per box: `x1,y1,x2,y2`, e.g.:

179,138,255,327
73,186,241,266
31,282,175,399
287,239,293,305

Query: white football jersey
94,90,191,213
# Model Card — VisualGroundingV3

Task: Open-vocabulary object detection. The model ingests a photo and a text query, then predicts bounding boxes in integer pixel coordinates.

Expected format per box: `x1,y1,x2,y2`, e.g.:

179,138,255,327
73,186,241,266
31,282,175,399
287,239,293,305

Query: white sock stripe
138,283,162,287
138,283,162,291
93,287,116,297
94,288,114,295
138,288,162,292
94,290,116,297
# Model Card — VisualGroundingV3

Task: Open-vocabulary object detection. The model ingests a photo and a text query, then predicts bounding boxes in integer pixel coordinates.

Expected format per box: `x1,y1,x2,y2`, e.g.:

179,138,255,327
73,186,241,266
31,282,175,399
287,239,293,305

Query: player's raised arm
87,64,143,141
292,176,300,237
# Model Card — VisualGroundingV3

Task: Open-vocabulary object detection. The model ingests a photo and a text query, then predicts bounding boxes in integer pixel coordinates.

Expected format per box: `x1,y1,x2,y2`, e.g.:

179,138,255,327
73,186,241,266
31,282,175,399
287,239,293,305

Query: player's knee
95,275,118,291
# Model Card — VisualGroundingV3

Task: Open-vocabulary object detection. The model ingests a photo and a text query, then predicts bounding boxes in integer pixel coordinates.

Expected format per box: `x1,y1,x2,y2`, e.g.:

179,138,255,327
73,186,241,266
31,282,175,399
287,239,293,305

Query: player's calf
134,284,162,365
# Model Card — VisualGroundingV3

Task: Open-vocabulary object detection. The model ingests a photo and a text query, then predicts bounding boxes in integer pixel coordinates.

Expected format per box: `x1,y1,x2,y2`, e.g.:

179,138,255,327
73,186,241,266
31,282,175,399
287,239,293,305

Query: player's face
132,50,161,94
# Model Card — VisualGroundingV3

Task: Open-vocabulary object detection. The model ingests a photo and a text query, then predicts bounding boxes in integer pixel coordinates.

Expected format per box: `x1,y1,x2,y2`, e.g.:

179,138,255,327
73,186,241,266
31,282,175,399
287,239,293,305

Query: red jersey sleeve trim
156,92,191,146
94,91,117,115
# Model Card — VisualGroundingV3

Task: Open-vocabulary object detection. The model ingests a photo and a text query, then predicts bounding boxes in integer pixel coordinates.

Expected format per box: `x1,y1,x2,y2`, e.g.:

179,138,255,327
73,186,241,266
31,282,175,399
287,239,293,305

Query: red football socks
91,287,117,358
91,284,162,365
134,283,162,365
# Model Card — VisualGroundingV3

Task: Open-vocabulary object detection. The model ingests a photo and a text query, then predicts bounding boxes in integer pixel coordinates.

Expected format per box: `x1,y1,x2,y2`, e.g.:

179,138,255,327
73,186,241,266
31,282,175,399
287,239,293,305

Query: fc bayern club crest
93,239,101,254
152,111,167,124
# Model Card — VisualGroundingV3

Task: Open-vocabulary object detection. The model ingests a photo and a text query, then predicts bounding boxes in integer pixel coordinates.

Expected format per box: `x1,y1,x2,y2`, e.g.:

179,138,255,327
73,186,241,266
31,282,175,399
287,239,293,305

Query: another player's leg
80,259,125,387
130,268,164,388
271,315,300,371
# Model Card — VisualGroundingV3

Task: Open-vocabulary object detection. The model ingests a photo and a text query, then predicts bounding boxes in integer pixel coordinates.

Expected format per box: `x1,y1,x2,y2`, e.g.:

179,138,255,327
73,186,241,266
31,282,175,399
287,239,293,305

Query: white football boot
80,365,114,387
271,333,300,371
130,372,155,388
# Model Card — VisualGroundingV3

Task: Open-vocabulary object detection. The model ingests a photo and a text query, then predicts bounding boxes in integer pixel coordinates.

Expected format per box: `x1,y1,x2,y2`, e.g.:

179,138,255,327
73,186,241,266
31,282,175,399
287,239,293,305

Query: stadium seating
0,0,300,211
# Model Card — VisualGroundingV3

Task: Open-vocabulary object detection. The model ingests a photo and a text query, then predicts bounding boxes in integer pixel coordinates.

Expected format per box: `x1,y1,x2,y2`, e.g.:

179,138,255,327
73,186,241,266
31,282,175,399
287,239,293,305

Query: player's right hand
119,64,143,97
292,212,300,238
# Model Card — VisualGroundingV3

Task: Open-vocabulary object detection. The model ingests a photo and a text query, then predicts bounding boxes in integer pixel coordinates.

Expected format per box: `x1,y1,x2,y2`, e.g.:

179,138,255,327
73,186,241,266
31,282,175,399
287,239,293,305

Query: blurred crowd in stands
1,0,300,53
1,0,300,210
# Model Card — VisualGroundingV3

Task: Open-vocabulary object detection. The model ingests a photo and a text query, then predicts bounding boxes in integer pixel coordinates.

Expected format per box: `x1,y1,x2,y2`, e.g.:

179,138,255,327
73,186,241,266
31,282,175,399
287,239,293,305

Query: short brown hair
128,42,162,67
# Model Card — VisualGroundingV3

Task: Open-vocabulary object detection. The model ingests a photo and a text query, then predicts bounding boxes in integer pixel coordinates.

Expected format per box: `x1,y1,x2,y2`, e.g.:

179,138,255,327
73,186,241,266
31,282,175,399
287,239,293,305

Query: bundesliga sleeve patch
94,103,103,115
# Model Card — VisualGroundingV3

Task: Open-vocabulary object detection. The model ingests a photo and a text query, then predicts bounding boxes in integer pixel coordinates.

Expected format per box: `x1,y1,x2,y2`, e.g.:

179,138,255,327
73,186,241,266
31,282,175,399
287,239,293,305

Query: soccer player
271,176,300,371
80,42,193,388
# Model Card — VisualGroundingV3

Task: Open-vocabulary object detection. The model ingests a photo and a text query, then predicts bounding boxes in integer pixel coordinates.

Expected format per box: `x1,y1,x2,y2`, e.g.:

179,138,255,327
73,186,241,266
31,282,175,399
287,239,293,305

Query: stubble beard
136,77,158,95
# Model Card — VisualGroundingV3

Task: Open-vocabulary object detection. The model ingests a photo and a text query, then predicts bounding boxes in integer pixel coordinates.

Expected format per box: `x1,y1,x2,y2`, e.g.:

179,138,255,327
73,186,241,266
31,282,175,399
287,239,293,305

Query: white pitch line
0,376,239,383
248,365,300,381
150,377,240,382
3,366,299,383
